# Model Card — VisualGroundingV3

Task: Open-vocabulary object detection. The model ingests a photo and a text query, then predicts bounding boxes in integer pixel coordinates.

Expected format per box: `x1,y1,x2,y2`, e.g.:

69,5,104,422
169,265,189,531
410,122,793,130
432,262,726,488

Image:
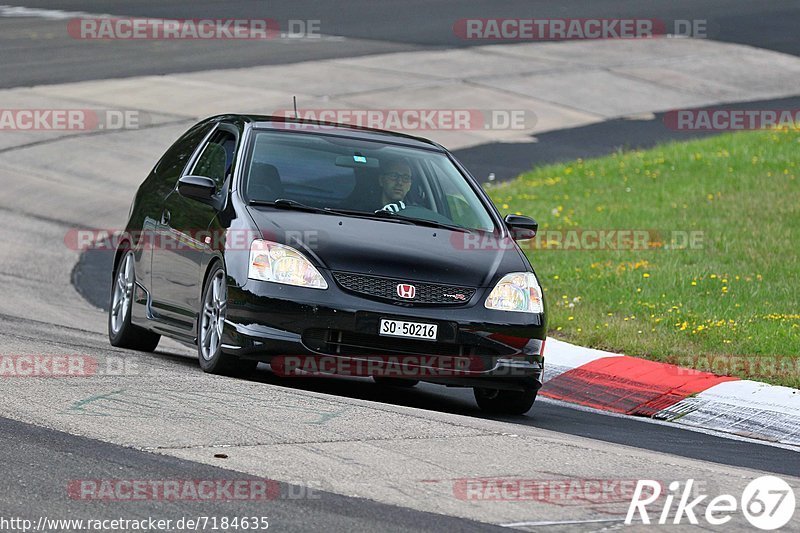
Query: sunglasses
383,172,413,184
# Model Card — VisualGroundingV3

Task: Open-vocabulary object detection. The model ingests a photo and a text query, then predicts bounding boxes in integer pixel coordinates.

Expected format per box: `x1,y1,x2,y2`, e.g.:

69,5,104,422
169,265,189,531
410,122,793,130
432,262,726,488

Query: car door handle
161,209,170,225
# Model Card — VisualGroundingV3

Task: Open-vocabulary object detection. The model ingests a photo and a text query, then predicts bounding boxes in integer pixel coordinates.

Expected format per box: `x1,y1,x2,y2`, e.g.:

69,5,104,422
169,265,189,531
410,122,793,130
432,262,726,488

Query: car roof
217,114,447,151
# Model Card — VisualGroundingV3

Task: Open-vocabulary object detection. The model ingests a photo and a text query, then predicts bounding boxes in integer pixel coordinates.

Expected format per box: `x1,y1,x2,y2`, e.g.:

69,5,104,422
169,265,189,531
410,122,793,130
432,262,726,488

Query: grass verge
487,127,799,387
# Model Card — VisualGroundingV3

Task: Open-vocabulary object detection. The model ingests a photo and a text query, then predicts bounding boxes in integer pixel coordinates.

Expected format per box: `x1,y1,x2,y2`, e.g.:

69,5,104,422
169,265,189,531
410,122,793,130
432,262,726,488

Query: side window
152,121,214,192
249,144,356,204
190,130,237,189
429,159,490,231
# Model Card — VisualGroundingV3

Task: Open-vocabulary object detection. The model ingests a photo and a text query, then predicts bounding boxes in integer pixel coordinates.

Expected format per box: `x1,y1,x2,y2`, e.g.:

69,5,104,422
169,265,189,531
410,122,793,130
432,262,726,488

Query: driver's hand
378,200,406,213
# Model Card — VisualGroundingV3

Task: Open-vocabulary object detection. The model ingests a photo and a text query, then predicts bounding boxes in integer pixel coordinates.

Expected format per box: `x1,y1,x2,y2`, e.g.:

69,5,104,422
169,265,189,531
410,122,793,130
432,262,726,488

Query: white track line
0,5,110,19
0,4,346,42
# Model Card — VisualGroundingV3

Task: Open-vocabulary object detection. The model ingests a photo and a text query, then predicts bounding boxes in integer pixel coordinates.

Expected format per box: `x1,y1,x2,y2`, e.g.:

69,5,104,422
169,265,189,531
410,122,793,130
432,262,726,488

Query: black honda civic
109,114,546,414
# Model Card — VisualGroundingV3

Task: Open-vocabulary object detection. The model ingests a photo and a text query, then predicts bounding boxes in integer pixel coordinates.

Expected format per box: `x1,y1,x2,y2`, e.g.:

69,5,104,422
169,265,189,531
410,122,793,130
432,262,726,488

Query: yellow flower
642,273,650,278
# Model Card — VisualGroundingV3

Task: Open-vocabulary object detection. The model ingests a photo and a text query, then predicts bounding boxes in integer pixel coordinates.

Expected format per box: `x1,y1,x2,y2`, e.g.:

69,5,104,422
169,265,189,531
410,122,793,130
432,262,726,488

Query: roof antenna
293,96,298,119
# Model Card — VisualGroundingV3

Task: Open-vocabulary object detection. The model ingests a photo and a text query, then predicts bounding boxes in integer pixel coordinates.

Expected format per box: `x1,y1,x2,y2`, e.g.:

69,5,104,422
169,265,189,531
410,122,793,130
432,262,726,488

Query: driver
378,158,413,212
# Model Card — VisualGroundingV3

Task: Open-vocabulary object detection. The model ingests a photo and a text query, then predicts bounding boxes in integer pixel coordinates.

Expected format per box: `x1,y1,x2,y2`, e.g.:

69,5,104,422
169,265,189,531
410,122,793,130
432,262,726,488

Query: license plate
379,319,438,341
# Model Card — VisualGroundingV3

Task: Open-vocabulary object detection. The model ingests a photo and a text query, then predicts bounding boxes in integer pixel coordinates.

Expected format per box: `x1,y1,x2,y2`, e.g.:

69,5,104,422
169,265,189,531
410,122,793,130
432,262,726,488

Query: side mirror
177,175,217,203
504,214,538,240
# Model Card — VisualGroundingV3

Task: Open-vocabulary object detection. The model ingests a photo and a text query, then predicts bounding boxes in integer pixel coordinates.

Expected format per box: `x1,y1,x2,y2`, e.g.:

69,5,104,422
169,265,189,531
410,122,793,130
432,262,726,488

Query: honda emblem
396,283,416,299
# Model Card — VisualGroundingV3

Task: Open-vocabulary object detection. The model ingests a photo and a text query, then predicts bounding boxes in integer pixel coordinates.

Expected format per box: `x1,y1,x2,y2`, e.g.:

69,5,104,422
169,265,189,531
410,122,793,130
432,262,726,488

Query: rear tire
108,250,161,352
373,377,419,388
197,263,255,375
474,386,537,415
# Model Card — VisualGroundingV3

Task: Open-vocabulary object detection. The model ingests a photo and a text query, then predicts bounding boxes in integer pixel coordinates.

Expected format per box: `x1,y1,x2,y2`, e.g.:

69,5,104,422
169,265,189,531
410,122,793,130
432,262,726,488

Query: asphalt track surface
2,2,800,531
2,0,800,88
0,416,503,533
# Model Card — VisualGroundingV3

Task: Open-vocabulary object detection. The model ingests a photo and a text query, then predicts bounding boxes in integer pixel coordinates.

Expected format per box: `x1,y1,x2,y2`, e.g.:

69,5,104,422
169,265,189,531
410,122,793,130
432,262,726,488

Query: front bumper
222,279,546,389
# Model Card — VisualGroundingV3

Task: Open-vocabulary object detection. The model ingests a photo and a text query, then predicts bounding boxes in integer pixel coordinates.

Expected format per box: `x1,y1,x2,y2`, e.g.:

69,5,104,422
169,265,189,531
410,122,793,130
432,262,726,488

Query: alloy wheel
200,270,227,361
110,252,134,335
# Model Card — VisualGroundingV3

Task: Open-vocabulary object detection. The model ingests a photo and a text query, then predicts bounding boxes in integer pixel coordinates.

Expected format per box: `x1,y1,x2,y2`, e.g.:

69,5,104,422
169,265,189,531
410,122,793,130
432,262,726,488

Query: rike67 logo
626,476,796,530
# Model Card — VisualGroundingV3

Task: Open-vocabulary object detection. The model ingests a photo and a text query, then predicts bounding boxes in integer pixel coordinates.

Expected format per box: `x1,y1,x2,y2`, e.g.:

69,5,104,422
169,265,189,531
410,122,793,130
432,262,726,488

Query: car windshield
244,130,496,232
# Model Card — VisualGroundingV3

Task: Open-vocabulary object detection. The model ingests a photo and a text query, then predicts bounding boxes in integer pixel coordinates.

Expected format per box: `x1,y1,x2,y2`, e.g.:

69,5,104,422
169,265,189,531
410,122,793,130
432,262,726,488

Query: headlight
485,272,543,314
248,239,328,289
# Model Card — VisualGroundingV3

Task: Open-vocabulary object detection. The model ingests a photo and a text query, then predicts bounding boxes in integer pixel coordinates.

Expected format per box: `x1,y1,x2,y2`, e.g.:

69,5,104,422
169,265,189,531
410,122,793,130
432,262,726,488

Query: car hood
246,207,529,288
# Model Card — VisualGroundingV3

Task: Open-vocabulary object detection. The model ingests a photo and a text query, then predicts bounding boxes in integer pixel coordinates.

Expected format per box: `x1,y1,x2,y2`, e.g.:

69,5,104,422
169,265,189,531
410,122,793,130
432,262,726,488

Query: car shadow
243,362,540,423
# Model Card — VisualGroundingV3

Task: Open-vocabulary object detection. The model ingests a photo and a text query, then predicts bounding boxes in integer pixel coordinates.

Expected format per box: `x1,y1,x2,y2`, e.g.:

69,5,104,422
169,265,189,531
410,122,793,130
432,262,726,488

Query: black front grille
332,271,475,305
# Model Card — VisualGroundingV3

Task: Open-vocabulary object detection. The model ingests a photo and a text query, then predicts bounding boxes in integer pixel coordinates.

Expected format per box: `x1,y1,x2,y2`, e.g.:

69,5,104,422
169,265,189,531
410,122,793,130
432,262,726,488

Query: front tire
197,263,256,375
474,386,537,415
108,250,161,351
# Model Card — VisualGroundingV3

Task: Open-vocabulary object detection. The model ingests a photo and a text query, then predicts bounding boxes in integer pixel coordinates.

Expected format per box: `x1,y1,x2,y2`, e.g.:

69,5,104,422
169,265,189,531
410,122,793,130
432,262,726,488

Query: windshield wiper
371,210,471,233
249,199,408,222
271,198,330,213
250,198,348,216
